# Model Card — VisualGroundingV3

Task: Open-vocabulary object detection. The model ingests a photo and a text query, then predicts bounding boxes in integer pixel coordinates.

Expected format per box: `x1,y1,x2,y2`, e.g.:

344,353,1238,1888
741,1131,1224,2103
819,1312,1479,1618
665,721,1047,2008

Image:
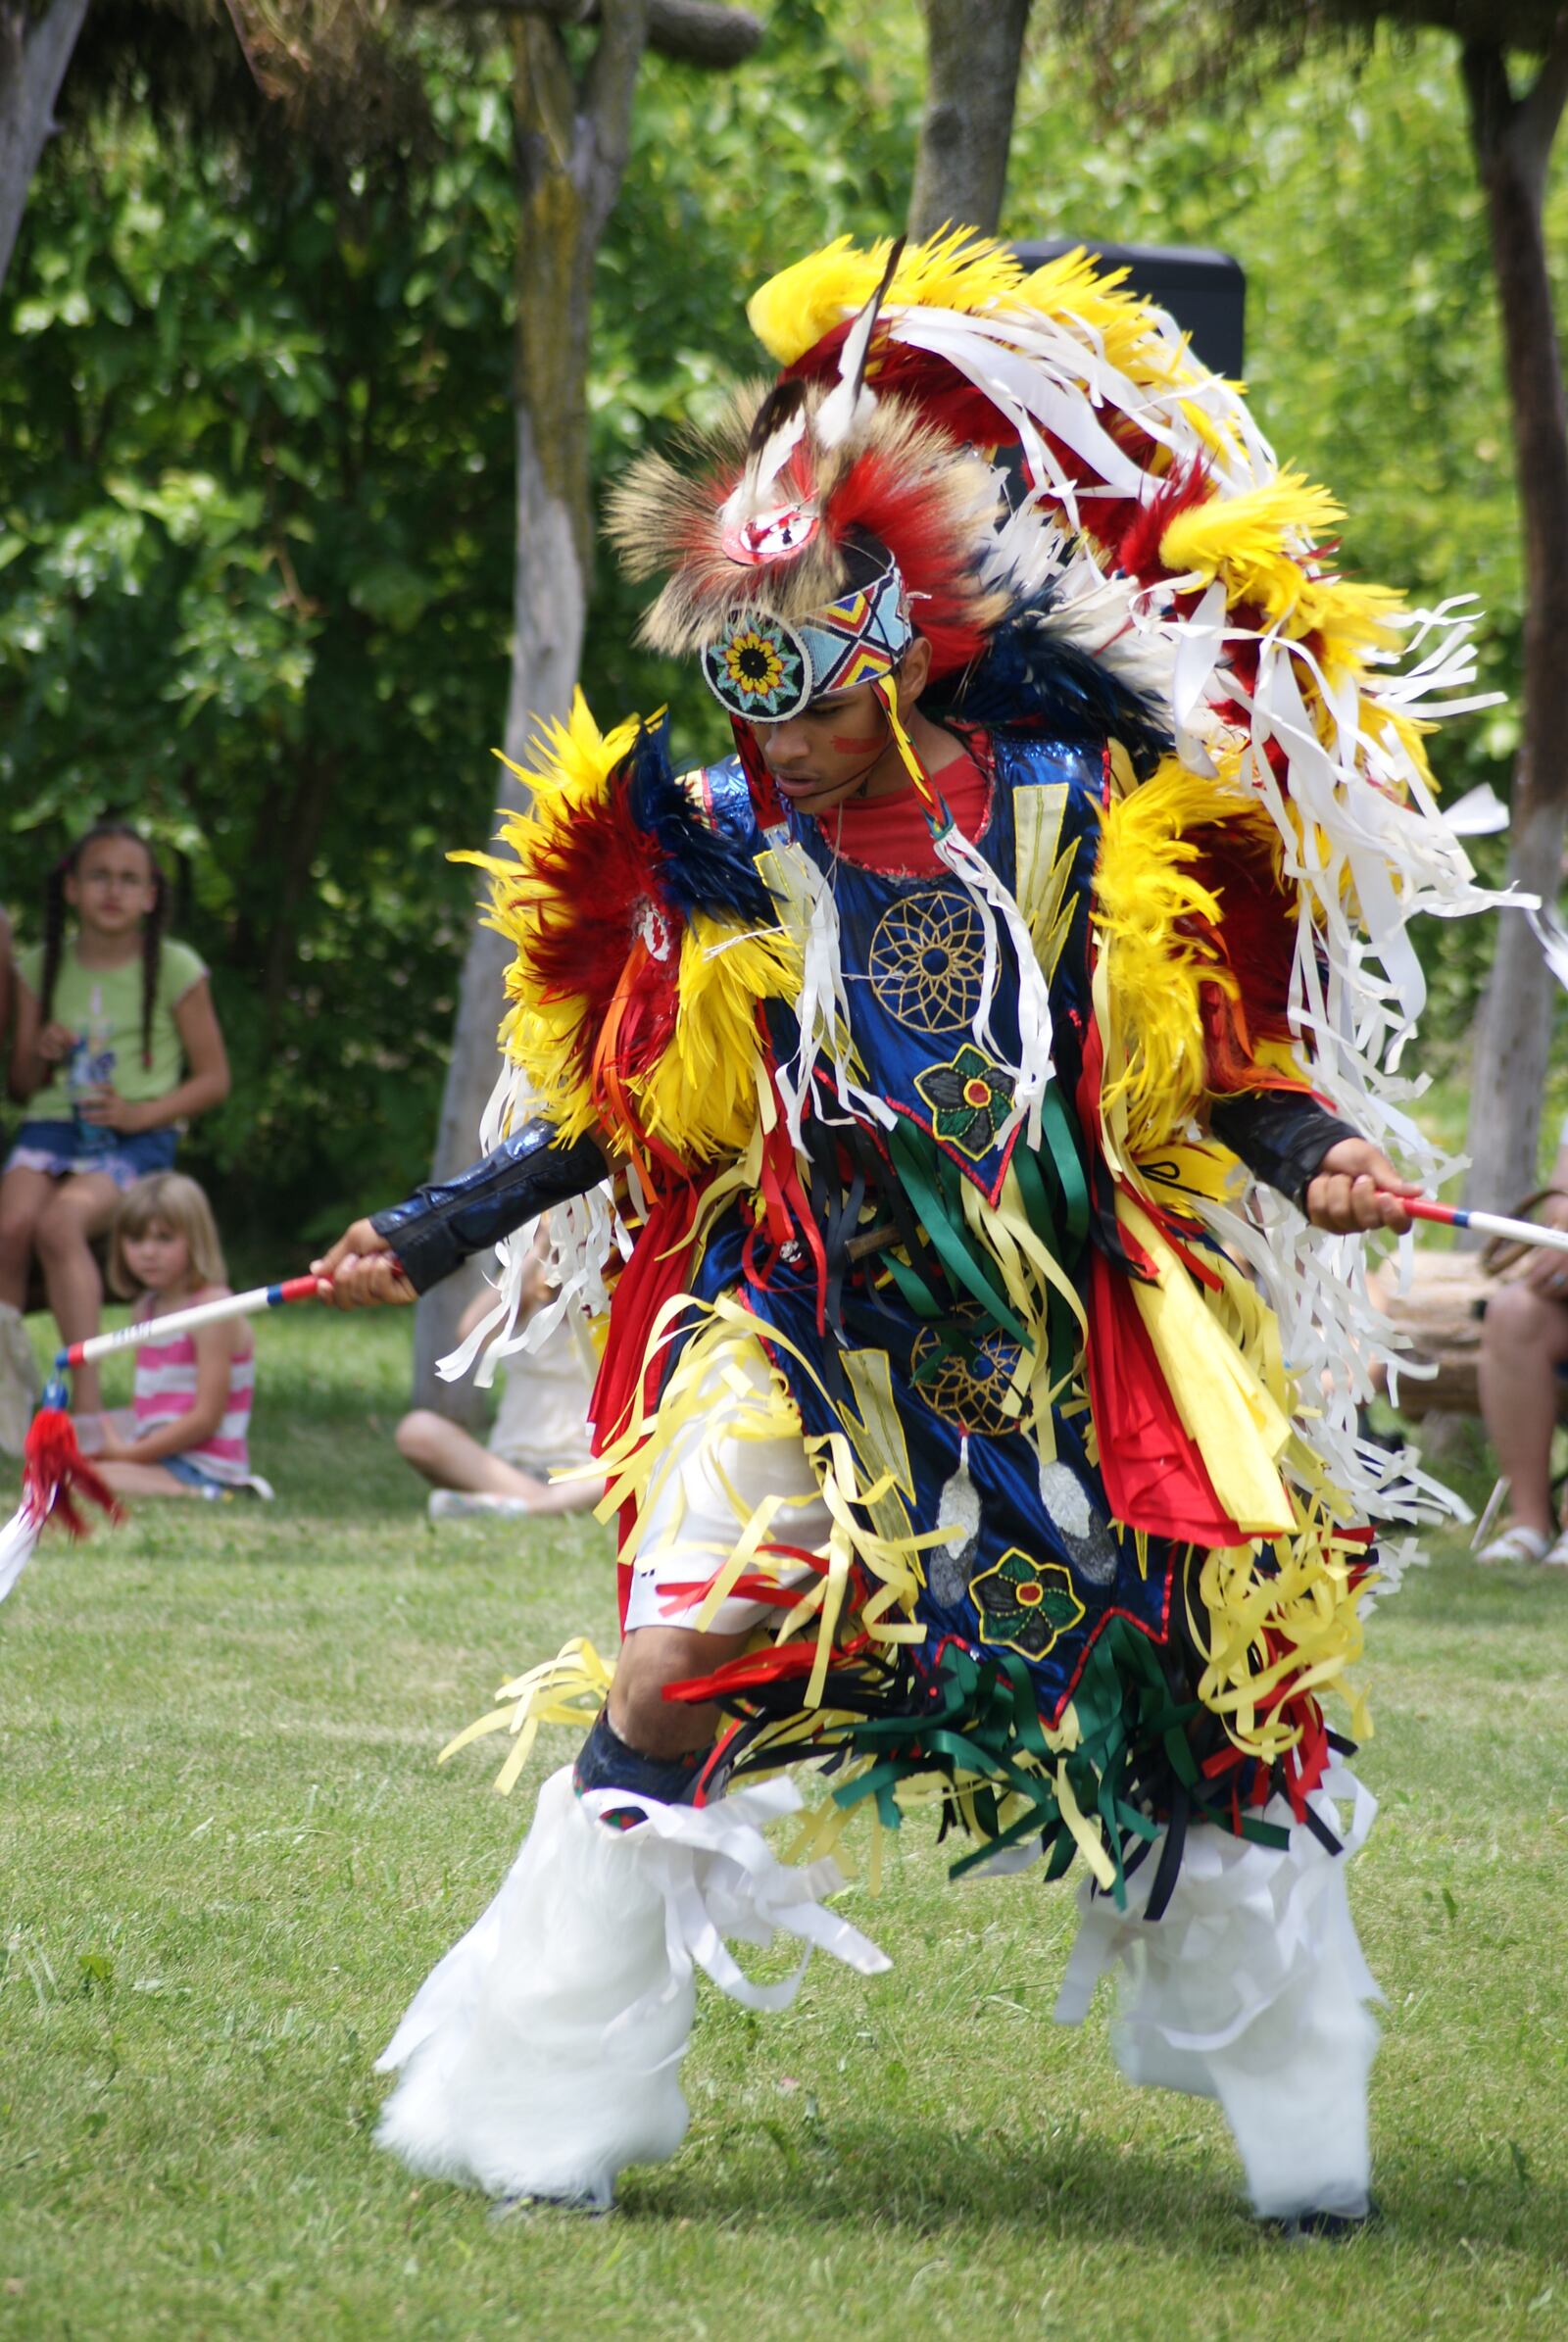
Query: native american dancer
318,233,1489,2228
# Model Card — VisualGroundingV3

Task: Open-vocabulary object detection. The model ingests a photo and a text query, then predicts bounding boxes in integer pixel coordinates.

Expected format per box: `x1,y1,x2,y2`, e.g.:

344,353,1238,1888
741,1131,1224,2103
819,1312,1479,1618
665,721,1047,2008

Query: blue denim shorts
4,1120,178,1192
162,1452,231,1499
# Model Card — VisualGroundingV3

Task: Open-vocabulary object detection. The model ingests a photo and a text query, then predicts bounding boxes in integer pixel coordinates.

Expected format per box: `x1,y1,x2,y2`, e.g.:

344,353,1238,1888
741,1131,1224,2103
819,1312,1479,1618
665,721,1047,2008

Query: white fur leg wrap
375,1767,888,2204
1054,1766,1383,2220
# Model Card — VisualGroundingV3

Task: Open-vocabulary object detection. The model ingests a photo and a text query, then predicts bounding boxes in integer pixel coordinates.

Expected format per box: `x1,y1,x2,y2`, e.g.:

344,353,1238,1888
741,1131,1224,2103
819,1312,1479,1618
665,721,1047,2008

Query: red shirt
819,751,990,876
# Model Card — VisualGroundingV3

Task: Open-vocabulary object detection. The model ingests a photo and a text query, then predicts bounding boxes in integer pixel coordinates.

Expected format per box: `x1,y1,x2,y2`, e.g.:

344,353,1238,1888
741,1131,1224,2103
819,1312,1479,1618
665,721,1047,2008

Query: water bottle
69,986,117,1163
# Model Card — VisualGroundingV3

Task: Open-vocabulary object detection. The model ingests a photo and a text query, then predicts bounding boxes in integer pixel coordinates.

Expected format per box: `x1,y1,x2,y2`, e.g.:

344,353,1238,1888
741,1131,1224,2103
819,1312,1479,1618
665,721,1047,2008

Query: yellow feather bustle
747,227,1028,365
1157,469,1410,659
746,229,1431,790
459,692,800,1167
1090,759,1271,1167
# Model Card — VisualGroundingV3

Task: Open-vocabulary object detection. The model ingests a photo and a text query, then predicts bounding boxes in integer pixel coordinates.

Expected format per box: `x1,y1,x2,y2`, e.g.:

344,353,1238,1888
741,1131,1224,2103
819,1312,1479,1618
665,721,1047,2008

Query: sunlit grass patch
0,1313,1564,2340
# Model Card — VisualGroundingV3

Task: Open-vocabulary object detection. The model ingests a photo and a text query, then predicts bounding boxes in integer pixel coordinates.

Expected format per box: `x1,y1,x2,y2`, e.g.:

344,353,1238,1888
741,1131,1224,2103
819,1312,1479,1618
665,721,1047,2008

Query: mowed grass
1,1309,1565,2342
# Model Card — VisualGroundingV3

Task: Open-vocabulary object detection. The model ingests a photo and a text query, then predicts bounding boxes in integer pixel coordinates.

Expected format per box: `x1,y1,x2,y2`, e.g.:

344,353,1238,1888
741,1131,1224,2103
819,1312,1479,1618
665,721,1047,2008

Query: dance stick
1396,1195,1568,1257
57,1275,323,1371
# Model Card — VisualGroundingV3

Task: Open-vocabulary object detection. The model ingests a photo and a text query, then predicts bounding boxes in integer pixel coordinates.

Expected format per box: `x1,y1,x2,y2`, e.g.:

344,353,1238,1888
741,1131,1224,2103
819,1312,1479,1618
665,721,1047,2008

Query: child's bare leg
0,1167,53,1313
96,1460,206,1499
396,1408,603,1513
1479,1283,1568,1534
397,1409,514,1491
501,1466,605,1516
33,1172,120,1415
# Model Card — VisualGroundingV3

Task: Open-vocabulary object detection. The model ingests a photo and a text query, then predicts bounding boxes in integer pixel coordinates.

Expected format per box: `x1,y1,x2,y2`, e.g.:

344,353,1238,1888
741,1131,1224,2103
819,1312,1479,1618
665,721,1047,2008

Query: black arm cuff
368,1119,608,1294
1209,1091,1358,1209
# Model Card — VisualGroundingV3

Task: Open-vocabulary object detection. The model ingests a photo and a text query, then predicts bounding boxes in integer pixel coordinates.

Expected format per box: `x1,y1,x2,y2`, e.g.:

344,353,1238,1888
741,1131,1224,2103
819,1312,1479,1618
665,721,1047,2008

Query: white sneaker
1477,1524,1551,1566
1544,1528,1568,1569
0,1304,37,1457
426,1488,535,1524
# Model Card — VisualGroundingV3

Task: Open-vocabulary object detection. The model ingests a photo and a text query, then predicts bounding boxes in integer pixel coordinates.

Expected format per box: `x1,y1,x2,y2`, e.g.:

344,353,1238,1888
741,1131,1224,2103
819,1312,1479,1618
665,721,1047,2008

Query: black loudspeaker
1011,239,1246,378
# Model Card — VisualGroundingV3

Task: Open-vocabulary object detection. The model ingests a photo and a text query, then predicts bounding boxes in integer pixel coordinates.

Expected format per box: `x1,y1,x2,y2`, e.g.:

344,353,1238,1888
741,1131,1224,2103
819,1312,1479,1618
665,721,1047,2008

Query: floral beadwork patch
969,1548,1086,1660
913,1042,1010,1158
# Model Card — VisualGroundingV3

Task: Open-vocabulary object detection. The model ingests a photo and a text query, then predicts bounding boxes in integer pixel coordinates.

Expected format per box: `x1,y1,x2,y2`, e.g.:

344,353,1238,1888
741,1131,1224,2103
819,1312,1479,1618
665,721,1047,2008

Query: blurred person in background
0,821,228,1447
95,1170,271,1503
396,1225,602,1524
0,902,36,1456
1476,1112,1568,1566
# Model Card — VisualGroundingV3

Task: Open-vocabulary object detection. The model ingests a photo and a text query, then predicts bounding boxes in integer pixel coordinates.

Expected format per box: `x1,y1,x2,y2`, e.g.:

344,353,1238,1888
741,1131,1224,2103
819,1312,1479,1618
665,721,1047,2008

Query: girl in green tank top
1,821,231,1430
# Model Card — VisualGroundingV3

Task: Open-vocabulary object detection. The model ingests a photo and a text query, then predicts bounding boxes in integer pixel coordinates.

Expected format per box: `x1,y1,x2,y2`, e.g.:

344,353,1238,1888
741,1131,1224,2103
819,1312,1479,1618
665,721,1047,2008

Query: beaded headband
699,558,913,723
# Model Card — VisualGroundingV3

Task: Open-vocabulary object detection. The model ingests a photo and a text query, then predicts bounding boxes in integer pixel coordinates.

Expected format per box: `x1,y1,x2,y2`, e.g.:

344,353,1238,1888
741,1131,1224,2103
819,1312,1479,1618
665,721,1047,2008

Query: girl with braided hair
0,821,230,1435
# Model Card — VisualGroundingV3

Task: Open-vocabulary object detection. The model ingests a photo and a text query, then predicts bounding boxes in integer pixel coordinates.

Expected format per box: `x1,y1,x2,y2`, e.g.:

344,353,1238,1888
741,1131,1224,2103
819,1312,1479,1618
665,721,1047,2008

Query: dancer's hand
312,1220,416,1307
1305,1138,1418,1234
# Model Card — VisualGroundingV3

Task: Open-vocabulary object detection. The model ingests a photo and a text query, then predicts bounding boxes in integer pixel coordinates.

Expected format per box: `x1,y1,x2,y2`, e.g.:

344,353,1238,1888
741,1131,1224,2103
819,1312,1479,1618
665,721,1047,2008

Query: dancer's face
750,638,933,818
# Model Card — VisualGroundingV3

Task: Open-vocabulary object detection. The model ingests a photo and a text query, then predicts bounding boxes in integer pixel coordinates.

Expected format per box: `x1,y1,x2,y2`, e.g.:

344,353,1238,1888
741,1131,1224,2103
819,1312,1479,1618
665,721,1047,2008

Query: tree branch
427,0,763,68
1459,35,1515,169
1514,17,1568,193
1326,1,1567,45
907,0,1032,241
582,0,649,235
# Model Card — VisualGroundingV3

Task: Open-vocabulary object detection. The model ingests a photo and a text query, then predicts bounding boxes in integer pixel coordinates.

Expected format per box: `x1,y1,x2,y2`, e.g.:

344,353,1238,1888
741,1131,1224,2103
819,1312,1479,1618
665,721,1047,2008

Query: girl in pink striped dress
95,1172,270,1501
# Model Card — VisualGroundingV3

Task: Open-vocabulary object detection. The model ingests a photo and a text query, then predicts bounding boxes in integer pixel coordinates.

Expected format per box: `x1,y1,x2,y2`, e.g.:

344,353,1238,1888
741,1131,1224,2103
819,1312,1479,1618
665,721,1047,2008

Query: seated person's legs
0,1165,52,1311
395,1403,597,1513
1478,1280,1568,1541
33,1170,121,1417
96,1457,214,1500
402,1262,604,1516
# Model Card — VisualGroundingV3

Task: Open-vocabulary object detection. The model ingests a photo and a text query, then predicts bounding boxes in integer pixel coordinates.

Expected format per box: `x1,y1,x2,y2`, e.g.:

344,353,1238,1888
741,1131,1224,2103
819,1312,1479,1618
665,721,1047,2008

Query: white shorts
620,1339,830,1636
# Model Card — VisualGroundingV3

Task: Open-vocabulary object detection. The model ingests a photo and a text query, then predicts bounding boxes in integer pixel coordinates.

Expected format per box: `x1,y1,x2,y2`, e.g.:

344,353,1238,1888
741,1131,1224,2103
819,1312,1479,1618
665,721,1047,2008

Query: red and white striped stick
2,1274,330,1606
57,1274,322,1370
1398,1195,1568,1258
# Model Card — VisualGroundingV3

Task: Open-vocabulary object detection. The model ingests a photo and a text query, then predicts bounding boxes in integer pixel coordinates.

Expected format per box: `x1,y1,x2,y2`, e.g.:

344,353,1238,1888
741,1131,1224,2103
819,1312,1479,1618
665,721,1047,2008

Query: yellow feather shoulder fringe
457,692,800,1165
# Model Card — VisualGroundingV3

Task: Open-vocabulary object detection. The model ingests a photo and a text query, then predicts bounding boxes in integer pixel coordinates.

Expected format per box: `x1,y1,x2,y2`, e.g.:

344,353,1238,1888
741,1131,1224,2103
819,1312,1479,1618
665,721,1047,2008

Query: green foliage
3,5,1560,1240
1,34,518,1240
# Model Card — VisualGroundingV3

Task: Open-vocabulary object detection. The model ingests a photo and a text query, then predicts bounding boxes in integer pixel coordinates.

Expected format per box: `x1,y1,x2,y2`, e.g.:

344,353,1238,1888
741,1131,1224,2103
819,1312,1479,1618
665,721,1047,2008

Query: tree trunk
0,0,90,291
411,410,593,1412
907,0,1032,241
1459,34,1568,1223
411,6,646,1415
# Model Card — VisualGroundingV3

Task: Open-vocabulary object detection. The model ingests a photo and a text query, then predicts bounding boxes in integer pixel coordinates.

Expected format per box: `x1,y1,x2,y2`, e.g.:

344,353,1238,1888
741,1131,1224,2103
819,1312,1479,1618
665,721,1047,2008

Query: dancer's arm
1210,1090,1416,1235
313,1119,608,1305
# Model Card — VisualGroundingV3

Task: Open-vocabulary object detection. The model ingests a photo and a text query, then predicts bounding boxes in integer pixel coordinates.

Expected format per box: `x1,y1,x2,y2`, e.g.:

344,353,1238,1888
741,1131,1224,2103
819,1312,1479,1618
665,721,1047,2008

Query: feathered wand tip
0,1381,122,1605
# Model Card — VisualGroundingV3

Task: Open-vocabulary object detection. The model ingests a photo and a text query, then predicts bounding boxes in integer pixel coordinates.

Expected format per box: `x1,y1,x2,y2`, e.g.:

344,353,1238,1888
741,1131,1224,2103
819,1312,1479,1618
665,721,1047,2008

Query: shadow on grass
617,2118,1565,2259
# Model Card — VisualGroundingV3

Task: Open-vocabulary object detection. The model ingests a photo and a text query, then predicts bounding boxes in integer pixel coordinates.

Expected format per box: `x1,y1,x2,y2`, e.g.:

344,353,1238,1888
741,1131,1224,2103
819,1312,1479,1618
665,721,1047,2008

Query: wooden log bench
1377,1247,1568,1421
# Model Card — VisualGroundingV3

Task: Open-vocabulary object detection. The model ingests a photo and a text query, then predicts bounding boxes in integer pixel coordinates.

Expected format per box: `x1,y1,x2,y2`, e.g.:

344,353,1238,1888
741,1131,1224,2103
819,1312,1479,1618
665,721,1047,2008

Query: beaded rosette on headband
700,559,913,722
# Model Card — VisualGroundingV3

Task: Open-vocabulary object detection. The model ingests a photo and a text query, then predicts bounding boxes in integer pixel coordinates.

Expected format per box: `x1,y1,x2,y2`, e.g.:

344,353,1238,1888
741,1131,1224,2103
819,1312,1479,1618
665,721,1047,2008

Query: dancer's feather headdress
605,243,1010,723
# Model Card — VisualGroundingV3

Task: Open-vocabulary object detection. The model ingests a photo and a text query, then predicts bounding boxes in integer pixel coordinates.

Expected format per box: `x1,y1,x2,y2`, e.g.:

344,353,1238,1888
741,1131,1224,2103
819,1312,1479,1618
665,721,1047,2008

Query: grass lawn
1,1307,1565,2342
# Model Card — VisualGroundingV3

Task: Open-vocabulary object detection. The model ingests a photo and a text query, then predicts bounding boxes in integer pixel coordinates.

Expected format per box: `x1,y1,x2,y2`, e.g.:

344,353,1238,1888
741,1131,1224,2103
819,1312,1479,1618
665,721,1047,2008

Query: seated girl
96,1172,271,1502
1,821,229,1441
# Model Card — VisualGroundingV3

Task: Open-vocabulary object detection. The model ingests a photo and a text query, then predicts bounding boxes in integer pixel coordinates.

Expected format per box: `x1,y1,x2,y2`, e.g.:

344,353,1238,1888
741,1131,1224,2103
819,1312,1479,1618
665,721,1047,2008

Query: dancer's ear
894,634,933,716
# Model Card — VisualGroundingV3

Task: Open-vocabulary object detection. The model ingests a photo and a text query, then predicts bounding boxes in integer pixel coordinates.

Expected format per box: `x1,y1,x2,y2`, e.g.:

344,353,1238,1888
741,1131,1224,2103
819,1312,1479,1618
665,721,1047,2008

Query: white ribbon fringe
375,1766,886,2205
